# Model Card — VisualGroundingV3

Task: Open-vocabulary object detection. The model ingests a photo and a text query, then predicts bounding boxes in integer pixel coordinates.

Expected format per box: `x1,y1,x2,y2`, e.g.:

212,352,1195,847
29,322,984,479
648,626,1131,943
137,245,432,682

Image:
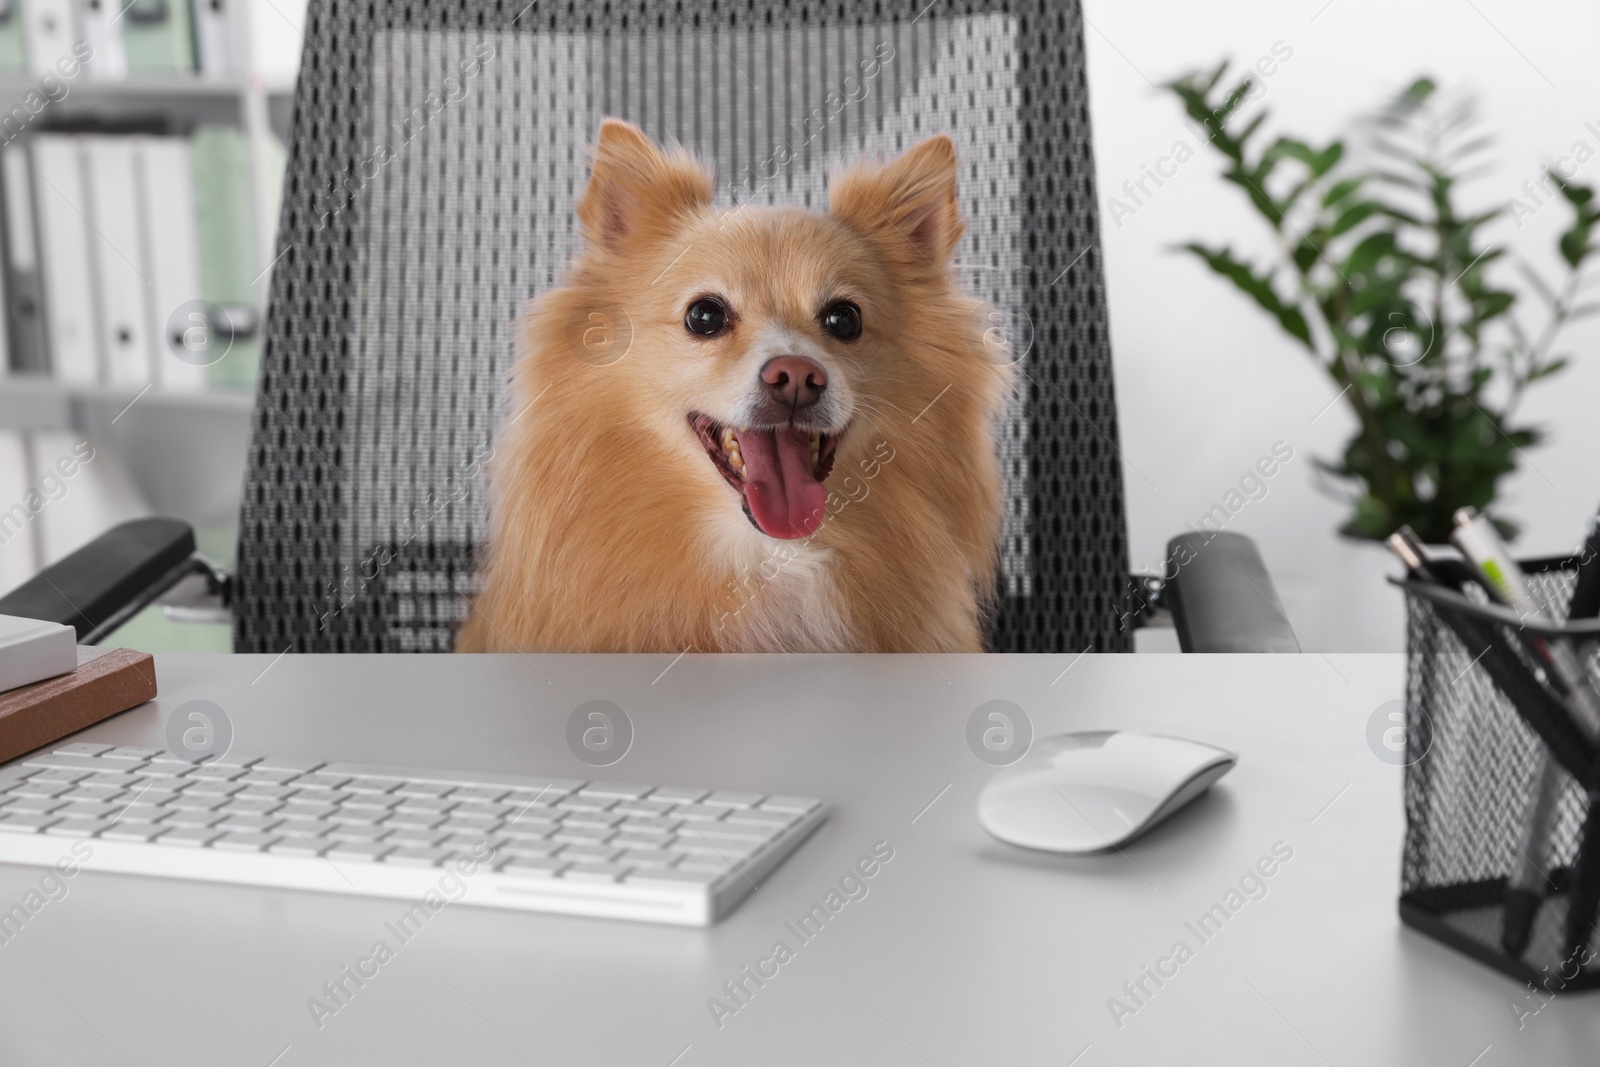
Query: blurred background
0,0,1594,653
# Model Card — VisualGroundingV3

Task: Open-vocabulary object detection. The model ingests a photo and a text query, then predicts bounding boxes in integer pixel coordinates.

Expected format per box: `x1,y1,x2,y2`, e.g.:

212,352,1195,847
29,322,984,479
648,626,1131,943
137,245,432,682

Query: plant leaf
1179,243,1312,345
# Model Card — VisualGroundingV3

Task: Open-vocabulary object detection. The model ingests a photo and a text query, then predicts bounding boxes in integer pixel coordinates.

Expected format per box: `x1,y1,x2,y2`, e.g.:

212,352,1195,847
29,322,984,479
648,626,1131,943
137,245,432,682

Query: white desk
0,653,1594,1065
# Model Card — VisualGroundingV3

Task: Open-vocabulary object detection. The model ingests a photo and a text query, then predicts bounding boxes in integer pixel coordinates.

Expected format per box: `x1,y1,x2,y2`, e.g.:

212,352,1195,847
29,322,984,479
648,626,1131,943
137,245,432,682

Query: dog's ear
828,135,964,269
577,119,714,251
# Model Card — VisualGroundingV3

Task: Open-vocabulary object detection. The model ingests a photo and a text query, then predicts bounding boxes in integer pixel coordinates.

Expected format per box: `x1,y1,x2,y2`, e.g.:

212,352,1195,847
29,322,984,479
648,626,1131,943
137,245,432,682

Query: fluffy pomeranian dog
456,119,1011,653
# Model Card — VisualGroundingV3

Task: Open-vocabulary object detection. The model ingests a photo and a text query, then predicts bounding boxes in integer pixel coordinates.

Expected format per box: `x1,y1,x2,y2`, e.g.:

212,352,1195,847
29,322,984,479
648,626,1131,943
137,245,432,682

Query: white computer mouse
977,731,1236,853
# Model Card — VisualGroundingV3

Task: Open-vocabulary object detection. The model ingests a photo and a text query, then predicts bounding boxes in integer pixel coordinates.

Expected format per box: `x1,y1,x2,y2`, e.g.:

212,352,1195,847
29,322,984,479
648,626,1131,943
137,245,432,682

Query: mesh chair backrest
235,0,1130,653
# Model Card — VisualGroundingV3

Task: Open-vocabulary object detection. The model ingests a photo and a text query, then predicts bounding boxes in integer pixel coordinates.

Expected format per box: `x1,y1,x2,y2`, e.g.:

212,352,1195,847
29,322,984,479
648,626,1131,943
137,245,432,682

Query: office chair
0,0,1297,655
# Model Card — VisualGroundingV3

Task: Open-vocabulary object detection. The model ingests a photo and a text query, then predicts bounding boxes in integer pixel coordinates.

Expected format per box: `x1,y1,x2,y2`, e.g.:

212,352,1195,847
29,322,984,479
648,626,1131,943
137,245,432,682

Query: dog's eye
684,298,730,337
820,301,862,341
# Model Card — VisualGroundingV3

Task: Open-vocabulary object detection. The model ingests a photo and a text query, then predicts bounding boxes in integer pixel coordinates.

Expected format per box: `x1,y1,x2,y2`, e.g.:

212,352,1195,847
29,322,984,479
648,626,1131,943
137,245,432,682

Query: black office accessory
1397,552,1600,990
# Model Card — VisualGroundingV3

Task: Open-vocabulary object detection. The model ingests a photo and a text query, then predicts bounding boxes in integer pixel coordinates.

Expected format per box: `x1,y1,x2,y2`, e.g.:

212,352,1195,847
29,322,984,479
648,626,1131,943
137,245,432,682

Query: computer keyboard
0,744,828,925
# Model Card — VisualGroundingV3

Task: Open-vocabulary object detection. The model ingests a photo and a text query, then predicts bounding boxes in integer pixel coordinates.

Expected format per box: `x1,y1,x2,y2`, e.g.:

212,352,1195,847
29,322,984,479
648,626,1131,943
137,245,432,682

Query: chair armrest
0,518,205,641
1164,531,1300,653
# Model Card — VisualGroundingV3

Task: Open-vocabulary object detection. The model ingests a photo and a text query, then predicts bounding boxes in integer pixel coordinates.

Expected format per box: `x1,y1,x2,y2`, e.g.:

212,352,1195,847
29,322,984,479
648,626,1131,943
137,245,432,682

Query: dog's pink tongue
736,427,825,539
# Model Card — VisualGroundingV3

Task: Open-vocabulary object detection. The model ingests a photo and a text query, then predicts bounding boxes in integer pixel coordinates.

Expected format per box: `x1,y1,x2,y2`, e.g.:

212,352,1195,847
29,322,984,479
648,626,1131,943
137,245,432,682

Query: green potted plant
1165,68,1598,544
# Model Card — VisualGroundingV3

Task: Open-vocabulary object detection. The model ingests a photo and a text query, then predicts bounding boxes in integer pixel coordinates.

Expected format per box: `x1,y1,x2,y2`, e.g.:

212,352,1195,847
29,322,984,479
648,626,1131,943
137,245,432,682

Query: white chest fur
707,534,855,652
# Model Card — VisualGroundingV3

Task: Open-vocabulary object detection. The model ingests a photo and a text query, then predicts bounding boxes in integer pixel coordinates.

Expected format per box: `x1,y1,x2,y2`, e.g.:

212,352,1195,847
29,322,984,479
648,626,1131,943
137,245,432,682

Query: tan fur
456,120,1011,653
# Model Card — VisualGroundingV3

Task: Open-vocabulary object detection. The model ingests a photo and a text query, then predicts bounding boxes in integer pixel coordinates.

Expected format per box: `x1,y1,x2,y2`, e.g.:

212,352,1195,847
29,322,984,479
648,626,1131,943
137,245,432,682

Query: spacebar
320,762,587,792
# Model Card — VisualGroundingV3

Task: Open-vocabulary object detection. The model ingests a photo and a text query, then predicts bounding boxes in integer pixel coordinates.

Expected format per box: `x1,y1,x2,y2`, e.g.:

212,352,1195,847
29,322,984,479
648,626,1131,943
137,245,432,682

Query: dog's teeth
728,448,744,472
721,429,738,451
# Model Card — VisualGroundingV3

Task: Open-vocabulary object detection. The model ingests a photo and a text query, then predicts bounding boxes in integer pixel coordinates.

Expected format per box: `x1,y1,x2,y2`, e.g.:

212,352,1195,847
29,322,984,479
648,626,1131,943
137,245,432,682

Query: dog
455,119,1011,653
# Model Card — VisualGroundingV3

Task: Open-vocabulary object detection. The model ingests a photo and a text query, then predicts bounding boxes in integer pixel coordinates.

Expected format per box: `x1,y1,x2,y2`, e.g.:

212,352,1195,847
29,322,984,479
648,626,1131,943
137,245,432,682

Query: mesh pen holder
1399,556,1600,991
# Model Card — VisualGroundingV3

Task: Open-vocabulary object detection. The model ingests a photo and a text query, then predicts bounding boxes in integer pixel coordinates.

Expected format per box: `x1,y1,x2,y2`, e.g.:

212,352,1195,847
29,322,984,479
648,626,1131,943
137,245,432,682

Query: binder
0,0,28,74
0,144,48,376
84,136,150,390
31,135,97,385
138,136,206,391
191,124,258,390
122,0,194,75
23,0,74,77
193,0,232,79
76,0,127,80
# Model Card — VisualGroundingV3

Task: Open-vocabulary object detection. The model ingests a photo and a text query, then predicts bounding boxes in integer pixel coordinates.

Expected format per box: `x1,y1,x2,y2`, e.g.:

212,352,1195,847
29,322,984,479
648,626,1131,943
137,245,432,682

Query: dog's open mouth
689,413,842,539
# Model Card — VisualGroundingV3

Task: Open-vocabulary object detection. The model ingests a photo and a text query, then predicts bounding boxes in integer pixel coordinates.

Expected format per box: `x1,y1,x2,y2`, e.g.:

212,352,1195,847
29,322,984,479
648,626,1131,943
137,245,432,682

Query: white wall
1084,0,1600,651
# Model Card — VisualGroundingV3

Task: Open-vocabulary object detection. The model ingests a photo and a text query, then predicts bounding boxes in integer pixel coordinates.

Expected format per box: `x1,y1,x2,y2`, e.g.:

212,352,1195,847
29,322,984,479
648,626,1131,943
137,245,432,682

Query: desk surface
0,652,1593,1065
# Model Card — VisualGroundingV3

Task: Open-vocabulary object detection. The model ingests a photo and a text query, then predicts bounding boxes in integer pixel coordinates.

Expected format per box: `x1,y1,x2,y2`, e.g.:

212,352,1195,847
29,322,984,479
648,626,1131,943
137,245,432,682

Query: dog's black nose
761,356,828,411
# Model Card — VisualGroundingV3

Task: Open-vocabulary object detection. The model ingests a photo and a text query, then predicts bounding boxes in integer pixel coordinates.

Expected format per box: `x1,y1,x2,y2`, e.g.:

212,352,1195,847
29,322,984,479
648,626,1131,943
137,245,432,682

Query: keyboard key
723,809,798,828
557,796,615,813
112,804,170,824
565,862,630,883
82,771,142,788
393,781,452,799
100,822,167,842
504,788,562,808
455,802,515,820
620,848,679,868
579,782,653,799
268,838,330,857
56,801,116,820
186,765,246,781
103,746,159,762
385,829,448,848
130,788,182,807
440,814,503,832
500,840,563,859
213,832,282,852
393,797,456,814
613,799,678,817
156,827,222,847
295,773,353,790
219,815,283,832
242,784,299,801
613,830,675,849
705,790,764,809
444,785,507,802
667,803,727,820
553,827,614,845
222,796,286,815
384,847,451,868
168,794,228,811
55,743,113,756
68,785,127,801
4,796,65,814
344,777,403,794
184,781,245,797
25,768,90,784
327,825,389,842
236,769,301,786
624,868,722,889
332,808,386,826
759,796,822,815
25,754,111,773
0,813,59,833
9,781,72,798
327,842,393,861
677,856,737,875
497,857,568,878
650,787,708,804
618,816,682,833
252,758,325,774
561,812,623,830
164,810,227,828
206,756,262,772
559,845,621,863
683,825,768,844
444,833,507,851
290,788,353,806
